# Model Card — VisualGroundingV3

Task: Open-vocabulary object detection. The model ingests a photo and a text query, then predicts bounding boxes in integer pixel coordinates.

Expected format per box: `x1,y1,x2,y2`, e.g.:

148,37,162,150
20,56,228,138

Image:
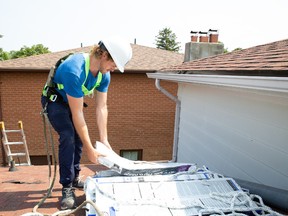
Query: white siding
177,83,288,191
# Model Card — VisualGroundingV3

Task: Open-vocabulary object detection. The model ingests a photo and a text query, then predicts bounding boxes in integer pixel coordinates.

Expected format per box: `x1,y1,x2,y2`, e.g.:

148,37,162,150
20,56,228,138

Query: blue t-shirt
53,53,110,102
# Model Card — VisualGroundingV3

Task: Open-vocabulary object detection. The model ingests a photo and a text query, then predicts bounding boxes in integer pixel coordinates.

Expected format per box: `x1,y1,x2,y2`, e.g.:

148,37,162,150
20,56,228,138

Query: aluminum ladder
0,121,31,166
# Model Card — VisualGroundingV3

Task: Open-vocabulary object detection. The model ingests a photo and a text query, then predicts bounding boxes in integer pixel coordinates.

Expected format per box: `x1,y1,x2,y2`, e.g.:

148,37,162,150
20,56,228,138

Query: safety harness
42,53,103,103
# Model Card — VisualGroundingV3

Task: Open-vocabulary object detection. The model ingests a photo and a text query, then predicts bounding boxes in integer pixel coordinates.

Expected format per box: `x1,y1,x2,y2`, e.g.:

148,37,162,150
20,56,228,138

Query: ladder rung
4,141,24,145
16,163,30,166
3,129,22,133
8,153,26,156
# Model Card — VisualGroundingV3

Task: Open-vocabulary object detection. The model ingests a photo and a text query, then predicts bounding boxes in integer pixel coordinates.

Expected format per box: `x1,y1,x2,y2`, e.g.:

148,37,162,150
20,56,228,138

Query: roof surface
0,164,106,216
0,44,184,72
160,38,288,75
1,165,287,215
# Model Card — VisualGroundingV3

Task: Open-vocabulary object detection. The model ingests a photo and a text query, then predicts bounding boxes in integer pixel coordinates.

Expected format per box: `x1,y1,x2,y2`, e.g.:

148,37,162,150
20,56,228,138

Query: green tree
10,44,50,59
223,47,242,53
0,48,10,61
155,27,181,52
219,41,242,53
232,47,242,52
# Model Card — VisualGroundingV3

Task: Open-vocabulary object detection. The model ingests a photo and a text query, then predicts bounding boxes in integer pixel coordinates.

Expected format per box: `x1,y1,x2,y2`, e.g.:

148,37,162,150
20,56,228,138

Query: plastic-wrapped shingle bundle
84,142,284,216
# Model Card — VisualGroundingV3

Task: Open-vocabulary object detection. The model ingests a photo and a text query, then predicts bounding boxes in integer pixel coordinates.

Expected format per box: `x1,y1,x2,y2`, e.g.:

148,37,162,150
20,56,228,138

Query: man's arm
95,91,112,149
67,94,102,163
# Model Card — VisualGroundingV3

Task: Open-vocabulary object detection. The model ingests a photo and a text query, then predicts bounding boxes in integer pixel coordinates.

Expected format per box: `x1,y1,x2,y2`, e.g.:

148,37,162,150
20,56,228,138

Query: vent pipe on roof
155,79,180,162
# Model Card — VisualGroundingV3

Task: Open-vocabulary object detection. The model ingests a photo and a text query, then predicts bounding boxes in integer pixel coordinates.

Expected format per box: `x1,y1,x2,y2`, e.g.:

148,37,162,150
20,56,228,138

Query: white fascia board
147,73,288,93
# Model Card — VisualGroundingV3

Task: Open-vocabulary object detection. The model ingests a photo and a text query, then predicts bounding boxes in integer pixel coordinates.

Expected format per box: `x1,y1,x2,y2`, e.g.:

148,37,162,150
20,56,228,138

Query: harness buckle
49,94,58,102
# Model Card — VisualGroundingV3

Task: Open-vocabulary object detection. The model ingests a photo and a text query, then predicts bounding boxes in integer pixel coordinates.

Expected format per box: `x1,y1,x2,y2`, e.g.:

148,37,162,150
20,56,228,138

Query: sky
0,0,288,53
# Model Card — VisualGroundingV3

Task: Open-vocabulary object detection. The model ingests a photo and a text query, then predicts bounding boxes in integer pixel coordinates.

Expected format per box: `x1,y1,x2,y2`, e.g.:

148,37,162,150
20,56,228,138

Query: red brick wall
0,71,177,166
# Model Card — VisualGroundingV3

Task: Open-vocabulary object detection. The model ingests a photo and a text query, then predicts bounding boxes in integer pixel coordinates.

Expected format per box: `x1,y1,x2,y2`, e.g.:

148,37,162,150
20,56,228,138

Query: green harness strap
56,53,102,96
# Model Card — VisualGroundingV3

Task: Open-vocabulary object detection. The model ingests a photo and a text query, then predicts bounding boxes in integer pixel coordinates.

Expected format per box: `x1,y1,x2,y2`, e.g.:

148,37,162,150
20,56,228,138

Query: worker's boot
72,176,84,189
61,186,77,210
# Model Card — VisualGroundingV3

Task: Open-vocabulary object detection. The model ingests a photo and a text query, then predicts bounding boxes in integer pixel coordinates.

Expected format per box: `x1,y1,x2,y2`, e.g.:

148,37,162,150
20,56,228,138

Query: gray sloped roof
0,44,184,72
160,38,288,76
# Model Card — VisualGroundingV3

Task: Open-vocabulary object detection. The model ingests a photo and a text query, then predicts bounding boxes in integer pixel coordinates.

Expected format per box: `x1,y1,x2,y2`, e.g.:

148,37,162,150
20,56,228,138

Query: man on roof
41,38,132,210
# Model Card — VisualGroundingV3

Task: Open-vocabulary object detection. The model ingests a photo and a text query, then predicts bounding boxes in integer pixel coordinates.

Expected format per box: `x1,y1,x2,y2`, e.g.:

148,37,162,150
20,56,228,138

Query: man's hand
101,139,112,150
86,148,106,164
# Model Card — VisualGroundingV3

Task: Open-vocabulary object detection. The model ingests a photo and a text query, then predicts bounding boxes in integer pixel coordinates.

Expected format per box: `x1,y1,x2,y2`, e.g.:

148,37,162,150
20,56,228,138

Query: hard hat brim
104,42,125,73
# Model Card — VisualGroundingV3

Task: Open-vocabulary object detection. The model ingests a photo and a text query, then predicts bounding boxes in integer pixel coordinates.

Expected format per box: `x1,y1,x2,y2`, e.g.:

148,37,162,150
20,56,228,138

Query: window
30,155,53,165
120,149,143,161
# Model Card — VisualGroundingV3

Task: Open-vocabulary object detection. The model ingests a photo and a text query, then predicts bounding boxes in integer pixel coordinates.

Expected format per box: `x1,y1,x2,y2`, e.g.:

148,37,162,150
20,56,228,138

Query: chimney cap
190,30,198,34
208,29,219,33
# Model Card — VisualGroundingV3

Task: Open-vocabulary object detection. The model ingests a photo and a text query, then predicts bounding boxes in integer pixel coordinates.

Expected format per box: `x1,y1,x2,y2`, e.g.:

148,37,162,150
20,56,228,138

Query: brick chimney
208,29,219,43
190,31,198,42
199,31,209,42
184,29,224,62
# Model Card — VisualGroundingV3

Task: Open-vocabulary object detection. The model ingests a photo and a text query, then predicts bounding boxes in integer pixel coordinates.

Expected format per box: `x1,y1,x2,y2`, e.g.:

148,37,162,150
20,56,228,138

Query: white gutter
147,73,288,93
155,79,180,162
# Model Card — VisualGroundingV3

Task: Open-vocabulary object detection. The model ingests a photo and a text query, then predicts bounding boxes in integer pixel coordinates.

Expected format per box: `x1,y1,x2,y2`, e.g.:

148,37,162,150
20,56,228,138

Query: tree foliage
155,27,181,52
9,44,50,59
223,47,242,53
232,47,242,52
219,41,242,53
0,48,10,61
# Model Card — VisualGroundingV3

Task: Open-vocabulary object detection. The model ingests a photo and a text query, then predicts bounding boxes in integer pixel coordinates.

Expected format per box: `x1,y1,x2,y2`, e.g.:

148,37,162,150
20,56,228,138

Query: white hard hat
100,38,132,72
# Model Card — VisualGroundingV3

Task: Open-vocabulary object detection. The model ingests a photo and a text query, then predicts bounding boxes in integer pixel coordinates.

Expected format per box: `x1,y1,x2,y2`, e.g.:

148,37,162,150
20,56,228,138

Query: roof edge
146,73,288,93
0,68,49,72
0,68,156,74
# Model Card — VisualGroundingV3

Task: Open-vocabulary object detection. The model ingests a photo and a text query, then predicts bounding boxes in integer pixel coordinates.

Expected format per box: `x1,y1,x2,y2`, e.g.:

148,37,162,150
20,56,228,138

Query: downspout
155,79,180,162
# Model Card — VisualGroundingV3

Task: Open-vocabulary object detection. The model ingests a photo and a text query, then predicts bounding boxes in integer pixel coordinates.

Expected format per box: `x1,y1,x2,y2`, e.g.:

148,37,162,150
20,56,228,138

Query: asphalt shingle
160,38,288,75
0,44,184,72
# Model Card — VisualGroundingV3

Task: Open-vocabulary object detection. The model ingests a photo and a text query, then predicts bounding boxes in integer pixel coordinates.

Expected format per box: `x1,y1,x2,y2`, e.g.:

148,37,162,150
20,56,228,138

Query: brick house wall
0,71,177,166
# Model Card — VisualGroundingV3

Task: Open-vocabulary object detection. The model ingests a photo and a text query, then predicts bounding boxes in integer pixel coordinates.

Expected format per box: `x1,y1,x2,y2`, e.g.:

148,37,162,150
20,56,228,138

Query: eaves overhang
116,69,156,74
0,68,49,73
0,68,156,74
147,72,288,93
